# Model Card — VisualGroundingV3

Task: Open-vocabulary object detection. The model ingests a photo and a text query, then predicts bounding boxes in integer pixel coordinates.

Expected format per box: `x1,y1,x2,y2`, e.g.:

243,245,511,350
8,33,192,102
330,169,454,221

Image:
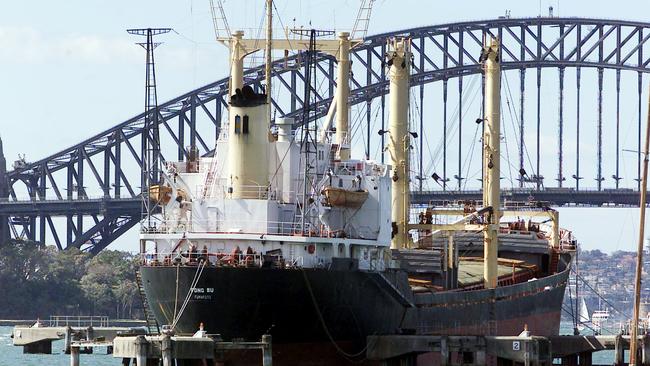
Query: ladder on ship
549,249,560,273
135,270,160,335
201,157,219,199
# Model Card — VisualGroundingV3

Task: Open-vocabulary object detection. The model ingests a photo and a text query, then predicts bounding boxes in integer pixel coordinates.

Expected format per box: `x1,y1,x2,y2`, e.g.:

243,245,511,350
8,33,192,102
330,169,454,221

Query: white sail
579,298,590,327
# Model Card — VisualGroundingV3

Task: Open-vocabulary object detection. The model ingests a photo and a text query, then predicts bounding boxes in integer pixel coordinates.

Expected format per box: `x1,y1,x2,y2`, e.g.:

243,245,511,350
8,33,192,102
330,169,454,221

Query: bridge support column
0,137,8,245
639,71,644,190
536,67,541,190
575,67,582,190
597,68,604,190
443,79,448,190
519,68,525,188
615,69,621,188
558,67,565,187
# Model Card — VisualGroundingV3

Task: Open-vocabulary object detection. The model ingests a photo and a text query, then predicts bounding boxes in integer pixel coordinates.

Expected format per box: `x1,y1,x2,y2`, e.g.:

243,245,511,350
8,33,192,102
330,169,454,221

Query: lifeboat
149,184,172,204
322,186,369,208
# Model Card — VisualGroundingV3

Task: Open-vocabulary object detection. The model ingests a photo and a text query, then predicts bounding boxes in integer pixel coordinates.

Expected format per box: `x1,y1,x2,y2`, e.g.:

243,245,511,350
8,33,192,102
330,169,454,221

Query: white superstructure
140,32,394,271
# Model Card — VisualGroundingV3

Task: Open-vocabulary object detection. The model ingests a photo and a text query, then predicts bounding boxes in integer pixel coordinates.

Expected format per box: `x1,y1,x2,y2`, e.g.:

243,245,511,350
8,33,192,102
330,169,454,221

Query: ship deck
408,257,538,292
456,258,537,286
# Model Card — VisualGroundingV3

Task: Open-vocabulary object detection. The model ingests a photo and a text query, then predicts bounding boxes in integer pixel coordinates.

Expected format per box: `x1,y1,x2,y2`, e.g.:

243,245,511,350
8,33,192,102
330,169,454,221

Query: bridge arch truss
3,17,650,253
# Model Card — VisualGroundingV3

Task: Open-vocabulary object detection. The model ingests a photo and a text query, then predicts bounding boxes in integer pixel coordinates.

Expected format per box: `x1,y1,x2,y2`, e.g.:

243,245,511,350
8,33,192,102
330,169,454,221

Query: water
0,326,116,366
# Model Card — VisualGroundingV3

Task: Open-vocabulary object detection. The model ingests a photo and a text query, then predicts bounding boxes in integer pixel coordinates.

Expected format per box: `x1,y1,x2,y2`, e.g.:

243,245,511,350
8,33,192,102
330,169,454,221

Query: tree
0,239,141,319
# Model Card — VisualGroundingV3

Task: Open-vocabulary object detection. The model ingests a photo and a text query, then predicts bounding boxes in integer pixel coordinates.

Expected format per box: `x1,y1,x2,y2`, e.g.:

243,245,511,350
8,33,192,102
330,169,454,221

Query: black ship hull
140,256,570,345
140,267,408,342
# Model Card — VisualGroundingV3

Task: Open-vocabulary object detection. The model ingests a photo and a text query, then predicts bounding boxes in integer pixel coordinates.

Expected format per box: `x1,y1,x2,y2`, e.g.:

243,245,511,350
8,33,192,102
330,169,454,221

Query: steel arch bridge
3,17,650,254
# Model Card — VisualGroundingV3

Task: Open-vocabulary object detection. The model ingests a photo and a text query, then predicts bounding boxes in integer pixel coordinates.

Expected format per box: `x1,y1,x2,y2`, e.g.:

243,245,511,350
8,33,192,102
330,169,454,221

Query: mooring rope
300,268,376,362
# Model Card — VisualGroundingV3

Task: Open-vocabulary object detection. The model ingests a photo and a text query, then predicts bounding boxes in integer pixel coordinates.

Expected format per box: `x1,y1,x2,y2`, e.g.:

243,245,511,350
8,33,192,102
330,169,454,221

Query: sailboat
577,298,589,331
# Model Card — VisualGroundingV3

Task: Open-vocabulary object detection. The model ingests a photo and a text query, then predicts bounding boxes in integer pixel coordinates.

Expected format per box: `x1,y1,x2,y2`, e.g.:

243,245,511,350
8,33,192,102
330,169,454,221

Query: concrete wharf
15,322,650,365
367,333,650,365
12,324,138,354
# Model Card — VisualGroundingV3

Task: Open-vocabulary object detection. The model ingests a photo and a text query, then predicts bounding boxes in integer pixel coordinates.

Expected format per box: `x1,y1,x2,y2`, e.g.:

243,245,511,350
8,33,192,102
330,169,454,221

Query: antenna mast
292,28,335,234
127,27,171,228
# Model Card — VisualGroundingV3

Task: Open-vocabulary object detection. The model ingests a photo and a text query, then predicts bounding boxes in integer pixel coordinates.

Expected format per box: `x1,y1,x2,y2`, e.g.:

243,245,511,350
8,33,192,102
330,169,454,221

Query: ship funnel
481,37,501,289
227,85,270,199
386,38,412,250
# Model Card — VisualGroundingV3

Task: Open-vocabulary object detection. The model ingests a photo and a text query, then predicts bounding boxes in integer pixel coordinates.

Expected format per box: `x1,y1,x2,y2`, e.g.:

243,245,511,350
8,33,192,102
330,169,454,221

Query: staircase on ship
136,270,160,335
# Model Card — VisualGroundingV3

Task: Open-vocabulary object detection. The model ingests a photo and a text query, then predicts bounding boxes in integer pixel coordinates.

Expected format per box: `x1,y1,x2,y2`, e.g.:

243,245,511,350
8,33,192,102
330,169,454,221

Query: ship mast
481,37,501,289
629,82,650,365
335,32,351,160
386,38,412,250
265,0,272,123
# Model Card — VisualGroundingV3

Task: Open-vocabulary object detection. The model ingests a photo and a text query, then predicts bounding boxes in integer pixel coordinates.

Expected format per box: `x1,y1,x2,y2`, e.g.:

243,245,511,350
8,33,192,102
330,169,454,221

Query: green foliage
0,239,142,320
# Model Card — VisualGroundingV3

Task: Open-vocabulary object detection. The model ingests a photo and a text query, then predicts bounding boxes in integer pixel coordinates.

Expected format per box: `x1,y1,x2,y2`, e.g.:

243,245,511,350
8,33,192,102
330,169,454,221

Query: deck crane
202,0,232,200
209,0,231,41
350,0,376,43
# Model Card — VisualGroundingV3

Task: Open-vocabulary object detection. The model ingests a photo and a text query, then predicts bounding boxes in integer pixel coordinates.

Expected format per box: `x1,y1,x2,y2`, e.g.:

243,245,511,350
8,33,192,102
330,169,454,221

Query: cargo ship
137,13,575,365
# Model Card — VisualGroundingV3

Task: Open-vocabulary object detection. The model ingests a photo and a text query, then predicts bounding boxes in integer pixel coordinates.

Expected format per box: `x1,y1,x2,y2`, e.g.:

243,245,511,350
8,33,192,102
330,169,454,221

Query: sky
2,0,650,253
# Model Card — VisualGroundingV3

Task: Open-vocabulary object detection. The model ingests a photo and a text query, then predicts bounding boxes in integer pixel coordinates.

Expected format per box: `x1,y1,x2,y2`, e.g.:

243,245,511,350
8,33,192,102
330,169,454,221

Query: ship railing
145,219,334,238
332,160,386,177
197,181,274,200
141,251,305,269
48,315,109,328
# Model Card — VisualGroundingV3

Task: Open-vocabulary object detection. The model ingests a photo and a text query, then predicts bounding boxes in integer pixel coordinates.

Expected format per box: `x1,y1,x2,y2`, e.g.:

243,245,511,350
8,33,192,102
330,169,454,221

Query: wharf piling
70,345,80,366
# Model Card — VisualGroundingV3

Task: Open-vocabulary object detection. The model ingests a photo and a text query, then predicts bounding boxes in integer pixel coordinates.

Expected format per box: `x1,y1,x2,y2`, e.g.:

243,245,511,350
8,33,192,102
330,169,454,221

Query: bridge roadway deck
413,189,646,206
0,197,141,216
0,189,645,219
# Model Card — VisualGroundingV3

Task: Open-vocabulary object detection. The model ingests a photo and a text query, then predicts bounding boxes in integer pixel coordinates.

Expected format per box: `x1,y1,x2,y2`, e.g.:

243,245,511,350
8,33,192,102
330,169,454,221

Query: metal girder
5,17,650,253
412,190,646,207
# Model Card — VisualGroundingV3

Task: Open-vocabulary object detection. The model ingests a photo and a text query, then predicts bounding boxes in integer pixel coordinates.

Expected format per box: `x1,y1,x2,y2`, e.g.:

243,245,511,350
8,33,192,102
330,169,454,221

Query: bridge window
234,115,241,134
242,115,249,134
